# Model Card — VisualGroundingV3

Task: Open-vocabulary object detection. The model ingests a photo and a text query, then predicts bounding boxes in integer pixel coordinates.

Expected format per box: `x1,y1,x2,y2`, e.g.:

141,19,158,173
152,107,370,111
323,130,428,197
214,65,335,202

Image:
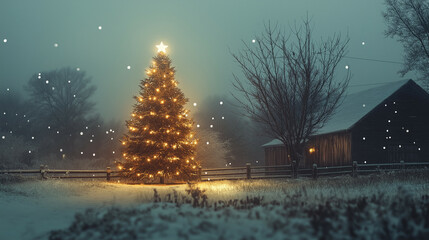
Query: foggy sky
0,0,418,122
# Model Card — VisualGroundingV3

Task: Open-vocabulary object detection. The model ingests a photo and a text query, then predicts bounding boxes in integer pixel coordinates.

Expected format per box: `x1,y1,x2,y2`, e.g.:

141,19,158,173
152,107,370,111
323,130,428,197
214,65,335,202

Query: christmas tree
119,42,199,182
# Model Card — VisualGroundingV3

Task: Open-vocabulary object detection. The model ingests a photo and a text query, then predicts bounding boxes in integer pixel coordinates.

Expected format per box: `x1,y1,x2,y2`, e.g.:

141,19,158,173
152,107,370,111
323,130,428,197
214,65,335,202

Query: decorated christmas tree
119,42,199,182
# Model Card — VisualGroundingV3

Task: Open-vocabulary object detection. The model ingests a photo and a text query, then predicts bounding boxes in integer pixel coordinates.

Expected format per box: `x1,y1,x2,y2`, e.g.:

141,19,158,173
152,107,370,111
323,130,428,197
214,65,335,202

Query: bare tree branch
232,18,350,166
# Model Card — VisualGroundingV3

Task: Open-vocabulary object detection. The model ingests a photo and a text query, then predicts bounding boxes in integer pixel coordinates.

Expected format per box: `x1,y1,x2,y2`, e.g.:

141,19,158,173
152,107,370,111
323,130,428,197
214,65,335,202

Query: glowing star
3,38,7,43
127,65,131,70
98,26,102,30
156,41,168,53
54,43,59,48
362,41,365,45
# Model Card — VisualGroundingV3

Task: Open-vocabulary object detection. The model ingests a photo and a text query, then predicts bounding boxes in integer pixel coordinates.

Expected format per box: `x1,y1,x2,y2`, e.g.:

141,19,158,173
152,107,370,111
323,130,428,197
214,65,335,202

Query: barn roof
262,79,413,147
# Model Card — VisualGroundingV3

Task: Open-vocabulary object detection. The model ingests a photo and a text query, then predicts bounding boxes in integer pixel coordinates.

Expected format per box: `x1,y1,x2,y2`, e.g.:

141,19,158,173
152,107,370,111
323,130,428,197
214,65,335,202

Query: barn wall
351,84,429,164
264,131,352,168
264,146,288,166
303,131,352,168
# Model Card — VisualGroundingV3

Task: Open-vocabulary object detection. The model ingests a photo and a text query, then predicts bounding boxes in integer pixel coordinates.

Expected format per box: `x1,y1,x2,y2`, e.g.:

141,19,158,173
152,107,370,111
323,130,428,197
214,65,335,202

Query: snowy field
1,172,429,239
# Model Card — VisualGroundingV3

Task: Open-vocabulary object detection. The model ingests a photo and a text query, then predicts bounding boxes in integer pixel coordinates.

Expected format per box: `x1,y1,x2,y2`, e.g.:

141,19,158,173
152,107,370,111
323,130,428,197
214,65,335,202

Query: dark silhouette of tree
232,19,350,167
193,95,269,166
383,0,429,89
25,67,97,158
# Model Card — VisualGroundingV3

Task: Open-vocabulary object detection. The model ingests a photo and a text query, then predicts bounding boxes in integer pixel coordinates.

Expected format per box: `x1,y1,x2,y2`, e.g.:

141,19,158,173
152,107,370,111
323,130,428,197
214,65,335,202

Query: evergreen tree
120,42,199,182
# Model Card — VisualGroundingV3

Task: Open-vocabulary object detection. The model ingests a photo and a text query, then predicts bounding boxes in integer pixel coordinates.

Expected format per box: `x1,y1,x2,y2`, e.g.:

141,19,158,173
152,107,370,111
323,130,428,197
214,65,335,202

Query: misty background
0,0,419,168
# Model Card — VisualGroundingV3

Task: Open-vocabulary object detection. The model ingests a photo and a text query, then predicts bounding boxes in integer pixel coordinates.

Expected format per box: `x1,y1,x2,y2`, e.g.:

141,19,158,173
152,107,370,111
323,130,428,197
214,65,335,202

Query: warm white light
206,141,210,145
76,68,80,71
29,150,32,154
220,101,223,105
345,65,349,69
45,80,49,84
156,41,168,53
81,152,83,155
31,136,34,140
80,132,83,135
93,153,96,157
196,124,200,128
362,137,365,140
98,26,102,30
252,39,256,43
221,116,225,120
54,43,59,47
127,65,131,70
362,41,365,45
1,136,5,139
6,88,9,91
3,39,7,43
362,104,365,107
193,102,197,107
210,124,213,128
60,148,63,152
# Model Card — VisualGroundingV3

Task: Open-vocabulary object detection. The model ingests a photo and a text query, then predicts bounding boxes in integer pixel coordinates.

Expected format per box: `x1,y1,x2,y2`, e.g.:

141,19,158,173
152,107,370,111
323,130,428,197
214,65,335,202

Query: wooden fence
1,161,428,181
199,161,429,181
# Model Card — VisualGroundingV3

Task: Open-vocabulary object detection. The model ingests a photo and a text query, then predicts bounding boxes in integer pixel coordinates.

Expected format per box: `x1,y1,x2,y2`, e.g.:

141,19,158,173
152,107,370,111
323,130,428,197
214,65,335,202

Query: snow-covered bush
195,129,232,168
49,180,429,240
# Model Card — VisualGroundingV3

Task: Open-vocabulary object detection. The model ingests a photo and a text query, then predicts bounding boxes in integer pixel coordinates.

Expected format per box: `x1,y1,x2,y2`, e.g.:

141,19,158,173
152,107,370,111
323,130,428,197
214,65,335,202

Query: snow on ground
1,172,429,239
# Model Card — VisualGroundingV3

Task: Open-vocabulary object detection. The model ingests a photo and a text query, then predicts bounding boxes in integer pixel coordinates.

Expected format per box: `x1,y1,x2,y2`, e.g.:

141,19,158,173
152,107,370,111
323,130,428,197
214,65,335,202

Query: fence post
246,163,251,179
400,160,405,172
40,165,47,180
352,161,357,178
312,163,318,179
198,167,202,182
106,167,111,181
292,161,297,179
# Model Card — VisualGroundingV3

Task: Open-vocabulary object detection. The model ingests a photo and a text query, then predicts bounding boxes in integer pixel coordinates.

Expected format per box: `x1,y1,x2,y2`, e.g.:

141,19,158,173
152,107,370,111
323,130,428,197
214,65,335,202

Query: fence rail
1,161,429,182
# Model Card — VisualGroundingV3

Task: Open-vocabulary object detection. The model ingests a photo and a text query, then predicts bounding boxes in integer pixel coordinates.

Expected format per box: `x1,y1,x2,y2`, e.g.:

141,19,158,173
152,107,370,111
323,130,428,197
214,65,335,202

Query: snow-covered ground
1,172,429,239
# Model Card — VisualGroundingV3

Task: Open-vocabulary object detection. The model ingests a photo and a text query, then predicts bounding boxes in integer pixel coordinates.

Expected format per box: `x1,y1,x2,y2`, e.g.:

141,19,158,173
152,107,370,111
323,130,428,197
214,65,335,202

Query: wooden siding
351,83,429,164
264,146,288,166
304,131,351,168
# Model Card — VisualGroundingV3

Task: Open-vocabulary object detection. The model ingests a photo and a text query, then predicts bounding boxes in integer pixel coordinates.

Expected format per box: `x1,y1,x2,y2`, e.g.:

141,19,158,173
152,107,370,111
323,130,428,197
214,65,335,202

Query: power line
344,56,403,65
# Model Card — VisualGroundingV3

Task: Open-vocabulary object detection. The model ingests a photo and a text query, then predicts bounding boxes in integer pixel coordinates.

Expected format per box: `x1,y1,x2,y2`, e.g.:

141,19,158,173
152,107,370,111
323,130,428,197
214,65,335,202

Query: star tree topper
156,41,168,53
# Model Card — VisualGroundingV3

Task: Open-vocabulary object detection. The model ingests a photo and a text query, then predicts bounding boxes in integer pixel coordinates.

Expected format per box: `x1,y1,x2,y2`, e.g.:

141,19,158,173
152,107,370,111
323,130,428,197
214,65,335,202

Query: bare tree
25,67,97,157
232,19,350,167
383,0,429,89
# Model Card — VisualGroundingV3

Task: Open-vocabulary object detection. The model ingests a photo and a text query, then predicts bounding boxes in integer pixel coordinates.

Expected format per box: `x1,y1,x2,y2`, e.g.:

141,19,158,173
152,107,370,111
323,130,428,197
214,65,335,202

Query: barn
262,79,429,168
